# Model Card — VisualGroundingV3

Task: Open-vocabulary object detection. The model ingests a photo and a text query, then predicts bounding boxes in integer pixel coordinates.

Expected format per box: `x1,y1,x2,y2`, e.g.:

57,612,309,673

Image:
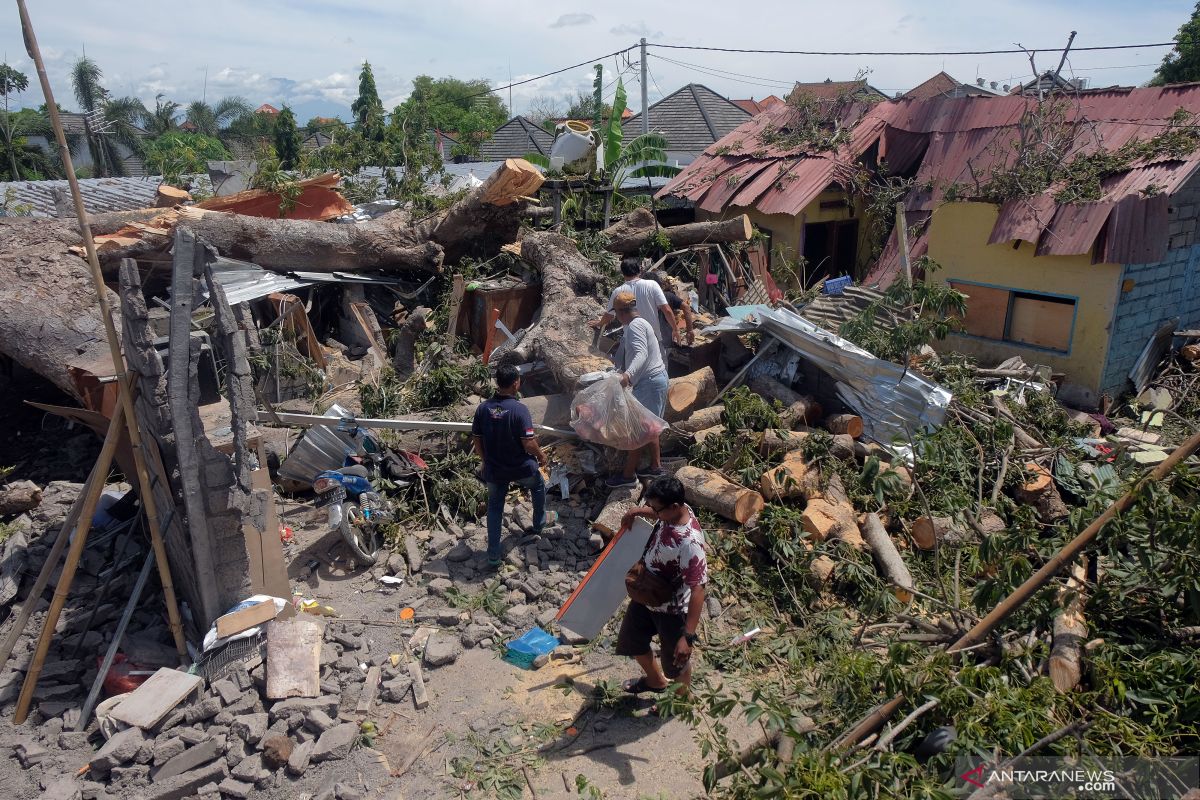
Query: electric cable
646,41,1175,57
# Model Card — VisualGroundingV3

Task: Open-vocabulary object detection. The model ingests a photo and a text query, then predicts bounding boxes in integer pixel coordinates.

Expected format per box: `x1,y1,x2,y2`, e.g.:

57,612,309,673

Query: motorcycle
310,427,425,567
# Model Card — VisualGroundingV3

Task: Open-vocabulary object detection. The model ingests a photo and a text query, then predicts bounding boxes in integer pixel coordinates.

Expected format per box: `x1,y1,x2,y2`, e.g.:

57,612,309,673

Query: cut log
693,425,727,446
1016,462,1069,522
758,429,810,457
1049,561,1087,693
392,306,430,379
746,375,822,428
665,367,717,422
603,207,753,255
808,554,837,593
824,413,863,438
154,184,192,208
801,498,864,548
911,510,1005,551
1181,343,1200,362
860,513,915,603
676,405,724,434
478,158,545,206
592,485,641,537
675,466,763,523
0,480,42,516
760,454,820,501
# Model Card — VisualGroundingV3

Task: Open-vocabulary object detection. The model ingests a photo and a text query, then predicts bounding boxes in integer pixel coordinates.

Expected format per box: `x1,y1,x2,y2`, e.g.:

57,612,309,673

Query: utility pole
640,37,649,135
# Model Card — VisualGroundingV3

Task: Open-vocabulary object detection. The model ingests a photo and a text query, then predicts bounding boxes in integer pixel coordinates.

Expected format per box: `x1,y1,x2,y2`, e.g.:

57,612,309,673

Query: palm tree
185,96,251,138
143,94,181,137
69,56,146,177
0,109,63,180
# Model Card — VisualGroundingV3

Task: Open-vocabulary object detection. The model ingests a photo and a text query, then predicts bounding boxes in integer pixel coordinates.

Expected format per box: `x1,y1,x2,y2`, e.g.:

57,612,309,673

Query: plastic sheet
570,374,667,450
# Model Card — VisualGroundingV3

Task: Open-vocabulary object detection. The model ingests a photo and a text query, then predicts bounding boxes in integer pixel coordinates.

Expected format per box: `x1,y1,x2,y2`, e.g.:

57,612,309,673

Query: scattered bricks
216,778,253,799
223,691,260,717
261,735,293,769
536,608,557,629
504,605,531,625
460,623,491,648
304,709,336,734
78,781,104,800
38,778,81,800
229,664,252,692
380,677,412,703
423,634,461,668
135,739,155,765
109,764,150,784
210,679,241,706
268,696,339,727
404,537,422,573
141,760,229,800
152,737,225,782
184,696,222,725
58,732,91,751
153,709,186,734
152,736,186,766
264,718,289,742
286,740,314,776
196,783,220,800
330,629,362,650
231,712,268,745
230,753,270,783
423,559,450,579
311,723,358,762
446,542,472,562
320,643,339,666
89,727,148,772
212,711,234,727
426,577,453,597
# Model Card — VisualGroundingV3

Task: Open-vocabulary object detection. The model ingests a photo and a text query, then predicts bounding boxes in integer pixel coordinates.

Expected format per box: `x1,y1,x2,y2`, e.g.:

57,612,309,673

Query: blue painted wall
1099,244,1200,396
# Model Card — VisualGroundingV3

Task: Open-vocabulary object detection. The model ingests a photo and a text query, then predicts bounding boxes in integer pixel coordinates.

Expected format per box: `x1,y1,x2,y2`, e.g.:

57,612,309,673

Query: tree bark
911,510,1004,551
760,453,820,501
1016,462,1069,522
501,232,610,393
861,513,915,603
758,428,854,461
676,405,724,434
747,375,822,428
1050,561,1087,693
693,425,726,445
392,307,430,379
801,498,864,548
603,207,753,255
665,367,717,422
675,466,764,523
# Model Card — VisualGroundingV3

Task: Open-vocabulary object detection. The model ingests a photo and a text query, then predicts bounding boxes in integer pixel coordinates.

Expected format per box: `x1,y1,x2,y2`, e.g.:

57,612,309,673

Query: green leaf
604,78,627,169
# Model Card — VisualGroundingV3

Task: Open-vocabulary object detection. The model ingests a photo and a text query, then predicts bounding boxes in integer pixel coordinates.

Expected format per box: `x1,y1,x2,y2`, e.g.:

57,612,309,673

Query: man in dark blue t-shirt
472,364,550,565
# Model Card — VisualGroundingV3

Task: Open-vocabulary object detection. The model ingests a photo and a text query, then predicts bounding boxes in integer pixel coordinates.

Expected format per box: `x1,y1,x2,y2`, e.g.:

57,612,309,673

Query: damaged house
659,83,1200,407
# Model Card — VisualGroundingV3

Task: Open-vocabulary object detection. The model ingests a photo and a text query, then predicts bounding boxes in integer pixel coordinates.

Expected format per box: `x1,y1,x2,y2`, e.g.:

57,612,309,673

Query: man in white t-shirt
589,258,678,359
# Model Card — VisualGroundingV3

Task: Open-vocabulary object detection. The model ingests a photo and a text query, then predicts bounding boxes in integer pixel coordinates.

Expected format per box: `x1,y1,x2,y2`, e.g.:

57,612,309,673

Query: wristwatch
683,632,699,646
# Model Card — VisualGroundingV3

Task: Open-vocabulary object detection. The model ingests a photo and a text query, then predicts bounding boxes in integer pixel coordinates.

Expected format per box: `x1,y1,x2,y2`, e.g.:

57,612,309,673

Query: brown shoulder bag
625,523,677,607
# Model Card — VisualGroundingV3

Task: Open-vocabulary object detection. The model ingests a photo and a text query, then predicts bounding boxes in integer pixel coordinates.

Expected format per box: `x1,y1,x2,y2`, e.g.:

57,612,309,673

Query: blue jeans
633,370,669,418
486,472,546,560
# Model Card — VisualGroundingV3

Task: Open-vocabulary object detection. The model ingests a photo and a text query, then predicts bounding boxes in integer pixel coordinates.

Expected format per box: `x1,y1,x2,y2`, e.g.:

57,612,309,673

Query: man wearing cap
589,257,678,361
606,290,668,488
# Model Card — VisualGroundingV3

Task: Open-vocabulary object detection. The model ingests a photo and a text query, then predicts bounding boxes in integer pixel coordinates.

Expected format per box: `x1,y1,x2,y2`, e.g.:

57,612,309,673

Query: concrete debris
311,723,358,762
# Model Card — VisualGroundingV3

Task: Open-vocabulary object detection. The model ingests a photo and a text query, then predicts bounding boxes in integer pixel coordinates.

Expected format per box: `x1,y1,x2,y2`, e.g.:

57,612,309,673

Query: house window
948,282,1076,353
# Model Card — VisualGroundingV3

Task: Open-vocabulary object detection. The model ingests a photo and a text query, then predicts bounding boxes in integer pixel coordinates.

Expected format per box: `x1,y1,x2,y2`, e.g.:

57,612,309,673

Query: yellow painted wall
698,188,879,284
926,202,1122,405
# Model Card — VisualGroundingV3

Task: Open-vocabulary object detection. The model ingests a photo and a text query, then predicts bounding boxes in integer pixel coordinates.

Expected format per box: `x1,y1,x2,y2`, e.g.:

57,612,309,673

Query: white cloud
549,13,596,28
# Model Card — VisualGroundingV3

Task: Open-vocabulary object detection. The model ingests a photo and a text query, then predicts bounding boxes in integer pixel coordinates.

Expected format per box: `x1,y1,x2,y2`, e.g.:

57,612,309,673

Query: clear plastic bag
570,373,668,450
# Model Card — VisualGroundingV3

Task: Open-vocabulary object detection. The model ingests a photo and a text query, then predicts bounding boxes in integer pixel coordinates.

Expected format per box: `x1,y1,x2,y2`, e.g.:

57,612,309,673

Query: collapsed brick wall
1099,180,1200,396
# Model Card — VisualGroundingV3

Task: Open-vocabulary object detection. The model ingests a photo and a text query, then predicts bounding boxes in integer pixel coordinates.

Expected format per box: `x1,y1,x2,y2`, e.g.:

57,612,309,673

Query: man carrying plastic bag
570,290,669,487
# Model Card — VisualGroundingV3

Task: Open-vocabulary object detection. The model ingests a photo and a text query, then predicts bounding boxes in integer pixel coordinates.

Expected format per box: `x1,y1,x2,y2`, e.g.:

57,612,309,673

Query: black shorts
615,602,688,679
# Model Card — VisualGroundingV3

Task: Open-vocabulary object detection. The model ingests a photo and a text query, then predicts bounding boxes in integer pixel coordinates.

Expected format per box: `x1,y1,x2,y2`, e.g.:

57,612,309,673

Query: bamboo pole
17,0,187,661
12,403,124,724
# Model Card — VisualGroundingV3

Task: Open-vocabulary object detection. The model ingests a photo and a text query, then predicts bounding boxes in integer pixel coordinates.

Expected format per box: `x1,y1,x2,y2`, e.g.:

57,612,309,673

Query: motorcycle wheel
337,503,377,566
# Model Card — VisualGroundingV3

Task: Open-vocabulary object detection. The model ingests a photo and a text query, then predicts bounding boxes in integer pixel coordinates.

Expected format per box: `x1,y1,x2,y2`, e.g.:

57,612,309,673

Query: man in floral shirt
615,476,708,695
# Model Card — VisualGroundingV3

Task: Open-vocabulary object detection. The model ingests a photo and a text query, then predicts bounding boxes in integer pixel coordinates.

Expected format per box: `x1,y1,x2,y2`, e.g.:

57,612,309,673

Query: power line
647,41,1175,57
651,53,795,89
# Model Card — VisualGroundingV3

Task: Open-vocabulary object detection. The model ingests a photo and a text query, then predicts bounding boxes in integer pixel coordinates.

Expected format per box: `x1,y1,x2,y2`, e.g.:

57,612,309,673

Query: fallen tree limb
676,466,764,523
861,513,914,603
1049,561,1087,693
602,207,753,255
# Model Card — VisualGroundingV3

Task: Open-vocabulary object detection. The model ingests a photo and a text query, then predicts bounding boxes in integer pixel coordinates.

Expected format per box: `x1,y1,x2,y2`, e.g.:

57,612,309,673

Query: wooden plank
249,466,292,602
266,618,323,700
357,666,382,715
407,660,429,710
215,599,280,639
948,281,1009,341
109,667,203,729
1008,295,1073,351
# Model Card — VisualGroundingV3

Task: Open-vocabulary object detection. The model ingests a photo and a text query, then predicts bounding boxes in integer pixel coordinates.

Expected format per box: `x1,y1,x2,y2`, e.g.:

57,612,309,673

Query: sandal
622,676,668,695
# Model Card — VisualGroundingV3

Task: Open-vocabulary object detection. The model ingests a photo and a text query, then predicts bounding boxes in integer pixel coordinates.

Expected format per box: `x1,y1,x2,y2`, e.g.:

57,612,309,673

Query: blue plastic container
502,626,559,669
823,275,853,295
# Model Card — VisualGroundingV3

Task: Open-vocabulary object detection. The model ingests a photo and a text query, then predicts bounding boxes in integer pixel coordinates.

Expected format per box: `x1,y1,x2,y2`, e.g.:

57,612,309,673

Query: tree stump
1016,462,1069,522
675,466,763,524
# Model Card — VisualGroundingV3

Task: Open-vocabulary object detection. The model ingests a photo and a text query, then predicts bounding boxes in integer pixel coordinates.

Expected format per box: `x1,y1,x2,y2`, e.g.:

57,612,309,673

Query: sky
1,0,1192,123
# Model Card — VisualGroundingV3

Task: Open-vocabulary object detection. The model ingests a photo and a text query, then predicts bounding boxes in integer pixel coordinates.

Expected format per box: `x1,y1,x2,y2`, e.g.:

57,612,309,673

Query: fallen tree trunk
760,453,820,501
861,513,915,603
747,375,822,428
676,466,764,523
603,207,753,255
758,429,854,461
675,405,724,434
1017,463,1069,522
500,233,610,393
1049,561,1087,693
911,510,1005,551
665,367,717,422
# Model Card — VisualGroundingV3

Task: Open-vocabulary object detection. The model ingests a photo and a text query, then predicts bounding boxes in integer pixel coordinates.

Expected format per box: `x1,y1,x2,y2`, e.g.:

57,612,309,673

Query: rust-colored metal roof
660,84,1200,270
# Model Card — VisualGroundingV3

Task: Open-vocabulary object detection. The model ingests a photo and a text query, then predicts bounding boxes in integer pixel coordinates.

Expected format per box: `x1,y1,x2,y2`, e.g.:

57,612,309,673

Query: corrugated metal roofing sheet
661,85,1200,267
